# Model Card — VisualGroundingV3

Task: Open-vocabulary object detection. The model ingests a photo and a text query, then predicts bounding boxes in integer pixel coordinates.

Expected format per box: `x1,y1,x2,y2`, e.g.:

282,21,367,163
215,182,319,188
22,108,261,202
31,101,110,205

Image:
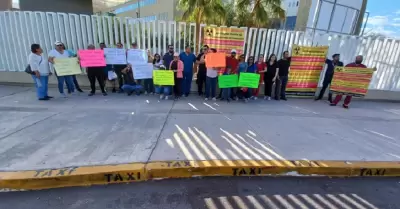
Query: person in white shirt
205,48,219,101
48,41,75,98
29,44,52,100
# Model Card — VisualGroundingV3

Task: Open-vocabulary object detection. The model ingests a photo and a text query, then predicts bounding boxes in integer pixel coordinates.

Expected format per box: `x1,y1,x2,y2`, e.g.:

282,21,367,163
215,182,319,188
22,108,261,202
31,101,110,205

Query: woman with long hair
253,55,266,99
263,54,279,100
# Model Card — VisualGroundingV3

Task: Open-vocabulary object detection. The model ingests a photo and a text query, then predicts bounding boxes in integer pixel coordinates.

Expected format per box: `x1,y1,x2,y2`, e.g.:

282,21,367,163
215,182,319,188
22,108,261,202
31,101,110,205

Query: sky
365,0,400,37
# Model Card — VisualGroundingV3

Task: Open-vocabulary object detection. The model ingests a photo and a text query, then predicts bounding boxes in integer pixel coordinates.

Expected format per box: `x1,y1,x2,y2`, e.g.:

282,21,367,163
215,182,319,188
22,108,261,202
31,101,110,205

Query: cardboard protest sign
54,57,82,76
78,50,106,67
238,73,260,88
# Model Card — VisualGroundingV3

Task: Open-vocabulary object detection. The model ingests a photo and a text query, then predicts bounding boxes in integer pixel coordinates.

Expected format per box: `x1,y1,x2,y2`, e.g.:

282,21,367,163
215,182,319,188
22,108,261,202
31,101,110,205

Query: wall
19,0,93,15
0,0,12,10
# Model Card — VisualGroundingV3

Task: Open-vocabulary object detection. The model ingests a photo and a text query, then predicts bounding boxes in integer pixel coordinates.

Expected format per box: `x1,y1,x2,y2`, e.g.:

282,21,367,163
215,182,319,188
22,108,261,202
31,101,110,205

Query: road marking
286,105,318,114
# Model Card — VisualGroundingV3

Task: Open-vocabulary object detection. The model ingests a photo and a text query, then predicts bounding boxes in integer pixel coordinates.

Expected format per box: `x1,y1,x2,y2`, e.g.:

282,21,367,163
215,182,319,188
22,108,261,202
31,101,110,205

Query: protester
113,42,127,93
246,56,257,101
121,64,142,96
179,46,196,97
61,43,84,93
263,54,279,100
204,48,219,101
196,45,209,96
48,41,74,98
236,54,248,101
141,50,155,95
29,44,52,100
330,55,370,108
170,53,184,100
276,51,291,100
85,44,107,96
219,49,239,100
316,54,343,102
99,43,116,92
163,44,174,69
253,55,266,98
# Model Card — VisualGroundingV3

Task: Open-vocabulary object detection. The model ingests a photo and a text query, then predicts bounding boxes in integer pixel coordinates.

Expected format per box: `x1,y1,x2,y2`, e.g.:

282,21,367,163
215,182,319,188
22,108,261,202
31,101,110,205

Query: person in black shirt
85,44,107,96
316,54,343,102
112,42,127,93
121,64,142,96
196,45,209,96
276,51,291,100
262,54,279,100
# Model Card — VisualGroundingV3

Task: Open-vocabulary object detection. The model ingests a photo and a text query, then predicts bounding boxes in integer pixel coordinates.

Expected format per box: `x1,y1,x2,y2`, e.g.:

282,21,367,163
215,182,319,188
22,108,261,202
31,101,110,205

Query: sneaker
144,91,148,95
264,96,267,100
253,97,258,100
38,97,50,101
212,97,217,101
60,93,67,98
102,92,108,96
165,96,169,100
244,98,249,103
235,97,239,101
45,96,53,99
77,89,84,93
268,97,271,101
330,103,337,106
205,98,209,101
342,104,349,109
88,92,95,96
159,95,164,100
150,92,154,95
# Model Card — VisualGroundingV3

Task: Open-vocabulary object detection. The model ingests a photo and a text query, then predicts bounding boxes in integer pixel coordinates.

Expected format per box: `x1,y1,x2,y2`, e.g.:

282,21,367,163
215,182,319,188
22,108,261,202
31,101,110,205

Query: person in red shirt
253,55,267,98
219,49,239,100
330,55,368,108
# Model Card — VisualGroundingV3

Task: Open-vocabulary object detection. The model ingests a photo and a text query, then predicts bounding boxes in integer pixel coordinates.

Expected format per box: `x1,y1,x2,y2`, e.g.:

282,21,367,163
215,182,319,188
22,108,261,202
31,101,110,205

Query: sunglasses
56,45,63,47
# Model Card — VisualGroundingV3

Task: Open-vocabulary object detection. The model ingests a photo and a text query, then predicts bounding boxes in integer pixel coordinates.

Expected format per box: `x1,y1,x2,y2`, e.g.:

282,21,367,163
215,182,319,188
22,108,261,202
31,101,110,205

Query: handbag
108,71,118,80
25,56,43,75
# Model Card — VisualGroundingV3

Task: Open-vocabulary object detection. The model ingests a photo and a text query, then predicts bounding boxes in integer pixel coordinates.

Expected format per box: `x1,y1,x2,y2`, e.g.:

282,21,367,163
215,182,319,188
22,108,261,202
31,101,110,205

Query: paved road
0,177,399,209
1,85,400,171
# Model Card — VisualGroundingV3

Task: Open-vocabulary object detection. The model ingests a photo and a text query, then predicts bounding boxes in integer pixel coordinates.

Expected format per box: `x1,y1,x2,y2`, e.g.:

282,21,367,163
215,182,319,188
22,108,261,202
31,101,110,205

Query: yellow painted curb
0,163,145,190
146,160,400,179
1,160,400,190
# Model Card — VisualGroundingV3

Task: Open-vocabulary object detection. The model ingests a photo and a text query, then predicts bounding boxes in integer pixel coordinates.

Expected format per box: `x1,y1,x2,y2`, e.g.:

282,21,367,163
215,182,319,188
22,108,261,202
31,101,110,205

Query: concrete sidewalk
1,85,400,189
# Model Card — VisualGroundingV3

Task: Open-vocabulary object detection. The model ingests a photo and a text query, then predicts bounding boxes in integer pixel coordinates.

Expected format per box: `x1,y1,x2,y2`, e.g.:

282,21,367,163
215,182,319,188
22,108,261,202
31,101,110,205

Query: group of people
28,41,371,108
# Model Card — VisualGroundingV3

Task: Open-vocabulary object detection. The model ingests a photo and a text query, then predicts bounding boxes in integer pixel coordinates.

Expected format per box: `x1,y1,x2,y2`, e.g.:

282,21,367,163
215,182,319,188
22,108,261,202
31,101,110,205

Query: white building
282,0,367,35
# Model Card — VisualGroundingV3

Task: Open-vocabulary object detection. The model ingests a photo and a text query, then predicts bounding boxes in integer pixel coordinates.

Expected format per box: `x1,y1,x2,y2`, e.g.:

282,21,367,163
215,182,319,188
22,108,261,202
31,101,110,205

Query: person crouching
170,52,184,100
121,64,142,96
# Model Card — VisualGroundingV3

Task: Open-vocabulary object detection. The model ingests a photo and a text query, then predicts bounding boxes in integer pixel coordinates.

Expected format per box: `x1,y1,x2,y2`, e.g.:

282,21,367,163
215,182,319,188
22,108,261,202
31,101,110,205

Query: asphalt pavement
0,177,399,209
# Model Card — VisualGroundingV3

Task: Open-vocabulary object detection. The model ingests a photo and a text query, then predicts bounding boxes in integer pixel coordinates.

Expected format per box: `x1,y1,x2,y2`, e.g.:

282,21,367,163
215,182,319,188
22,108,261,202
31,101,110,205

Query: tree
236,0,286,28
178,0,226,52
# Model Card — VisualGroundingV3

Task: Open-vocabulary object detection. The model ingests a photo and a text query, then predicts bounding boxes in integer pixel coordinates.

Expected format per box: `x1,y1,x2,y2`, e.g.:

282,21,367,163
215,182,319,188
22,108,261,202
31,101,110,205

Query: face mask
355,60,362,64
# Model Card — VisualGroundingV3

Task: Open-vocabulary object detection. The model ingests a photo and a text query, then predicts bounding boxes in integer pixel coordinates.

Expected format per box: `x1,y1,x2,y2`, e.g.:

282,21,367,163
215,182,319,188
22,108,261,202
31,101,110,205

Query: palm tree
178,0,226,52
236,0,286,28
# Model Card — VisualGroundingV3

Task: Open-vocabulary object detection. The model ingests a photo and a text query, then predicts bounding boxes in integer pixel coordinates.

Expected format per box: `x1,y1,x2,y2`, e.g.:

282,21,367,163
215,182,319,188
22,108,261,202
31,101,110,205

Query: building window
296,1,299,6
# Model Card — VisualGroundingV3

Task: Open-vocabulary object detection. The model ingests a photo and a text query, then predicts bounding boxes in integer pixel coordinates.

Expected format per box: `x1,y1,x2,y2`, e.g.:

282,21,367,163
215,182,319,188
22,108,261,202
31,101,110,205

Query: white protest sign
133,63,153,79
103,48,127,65
127,49,148,64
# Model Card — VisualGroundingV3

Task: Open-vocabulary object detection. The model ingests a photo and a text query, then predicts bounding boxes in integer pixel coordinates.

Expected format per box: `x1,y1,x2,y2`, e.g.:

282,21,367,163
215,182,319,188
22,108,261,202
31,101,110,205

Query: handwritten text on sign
127,49,148,64
238,73,260,88
78,50,106,67
104,48,127,65
54,58,82,76
330,67,374,97
133,63,153,79
153,70,174,85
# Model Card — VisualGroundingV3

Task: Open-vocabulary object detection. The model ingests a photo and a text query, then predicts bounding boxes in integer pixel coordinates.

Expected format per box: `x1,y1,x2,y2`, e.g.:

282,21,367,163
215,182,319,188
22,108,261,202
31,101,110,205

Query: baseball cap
231,49,237,53
54,41,63,46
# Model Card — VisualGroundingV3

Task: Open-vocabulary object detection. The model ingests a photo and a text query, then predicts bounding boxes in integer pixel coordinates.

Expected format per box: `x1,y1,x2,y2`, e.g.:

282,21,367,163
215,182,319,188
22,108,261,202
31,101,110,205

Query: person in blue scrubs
179,46,196,97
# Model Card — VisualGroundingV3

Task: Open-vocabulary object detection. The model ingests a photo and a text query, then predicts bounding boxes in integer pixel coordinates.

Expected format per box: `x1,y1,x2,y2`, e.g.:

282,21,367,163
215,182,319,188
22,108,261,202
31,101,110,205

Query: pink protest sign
78,50,106,67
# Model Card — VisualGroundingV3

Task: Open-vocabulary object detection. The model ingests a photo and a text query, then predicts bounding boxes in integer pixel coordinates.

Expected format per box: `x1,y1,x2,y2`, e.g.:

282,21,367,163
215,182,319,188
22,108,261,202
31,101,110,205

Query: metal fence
0,11,399,91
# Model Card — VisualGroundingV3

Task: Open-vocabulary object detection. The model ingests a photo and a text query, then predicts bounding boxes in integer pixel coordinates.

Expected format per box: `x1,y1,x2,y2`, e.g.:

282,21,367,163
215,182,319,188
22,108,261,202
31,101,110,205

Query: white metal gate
0,11,399,91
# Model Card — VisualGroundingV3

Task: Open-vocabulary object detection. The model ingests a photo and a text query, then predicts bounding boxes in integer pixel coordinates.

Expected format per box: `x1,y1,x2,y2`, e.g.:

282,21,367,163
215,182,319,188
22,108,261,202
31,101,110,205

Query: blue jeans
221,88,231,100
182,71,193,95
32,75,49,99
155,86,171,95
57,75,74,94
205,76,217,98
121,84,142,95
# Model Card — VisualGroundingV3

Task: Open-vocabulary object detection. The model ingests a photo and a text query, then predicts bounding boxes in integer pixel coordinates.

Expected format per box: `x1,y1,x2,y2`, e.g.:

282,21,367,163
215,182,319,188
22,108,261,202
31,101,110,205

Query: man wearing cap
316,54,343,102
180,45,197,97
218,49,239,100
48,41,75,98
